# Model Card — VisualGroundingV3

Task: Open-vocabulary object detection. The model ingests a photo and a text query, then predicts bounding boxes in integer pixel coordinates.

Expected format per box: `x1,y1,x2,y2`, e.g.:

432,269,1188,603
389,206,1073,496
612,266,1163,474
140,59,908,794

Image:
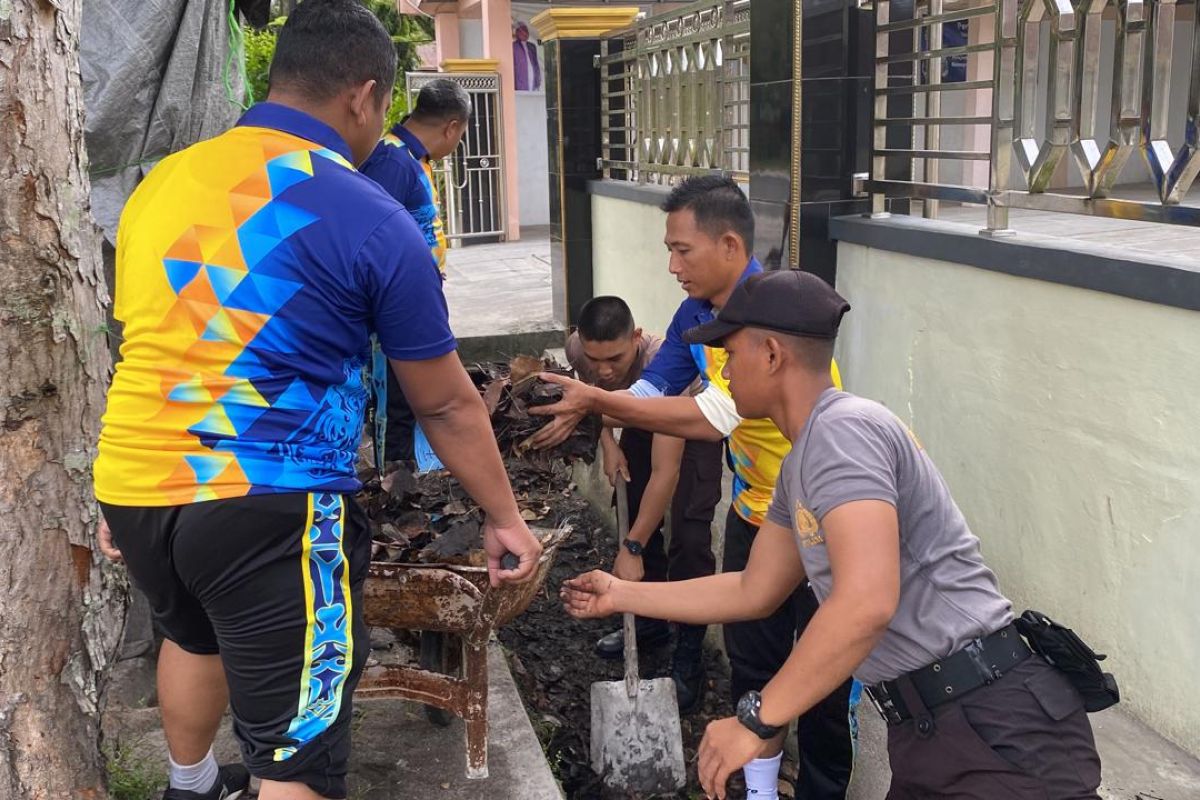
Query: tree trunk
0,2,125,798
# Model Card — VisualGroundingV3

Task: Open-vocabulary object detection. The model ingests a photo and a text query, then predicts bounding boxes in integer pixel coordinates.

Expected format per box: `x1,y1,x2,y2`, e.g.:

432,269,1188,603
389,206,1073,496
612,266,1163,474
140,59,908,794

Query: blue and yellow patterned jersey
94,103,456,507
634,259,842,526
360,124,447,275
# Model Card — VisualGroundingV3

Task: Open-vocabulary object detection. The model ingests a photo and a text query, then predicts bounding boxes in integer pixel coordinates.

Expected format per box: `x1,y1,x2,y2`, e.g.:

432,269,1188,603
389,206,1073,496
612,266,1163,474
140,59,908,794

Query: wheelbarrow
356,525,571,778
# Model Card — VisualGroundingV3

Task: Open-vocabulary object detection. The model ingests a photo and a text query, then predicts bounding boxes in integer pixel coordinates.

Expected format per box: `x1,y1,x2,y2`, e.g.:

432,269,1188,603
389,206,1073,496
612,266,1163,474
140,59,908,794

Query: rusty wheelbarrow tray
356,525,571,779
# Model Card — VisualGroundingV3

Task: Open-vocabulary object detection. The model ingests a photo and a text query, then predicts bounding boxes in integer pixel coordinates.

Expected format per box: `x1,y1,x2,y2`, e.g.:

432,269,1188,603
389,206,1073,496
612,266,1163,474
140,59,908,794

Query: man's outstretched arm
561,518,805,624
531,373,726,442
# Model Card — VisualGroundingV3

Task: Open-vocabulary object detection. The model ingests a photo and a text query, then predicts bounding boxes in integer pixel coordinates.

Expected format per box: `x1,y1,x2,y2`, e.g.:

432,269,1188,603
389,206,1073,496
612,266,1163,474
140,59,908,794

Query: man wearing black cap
561,270,1103,800
534,175,856,800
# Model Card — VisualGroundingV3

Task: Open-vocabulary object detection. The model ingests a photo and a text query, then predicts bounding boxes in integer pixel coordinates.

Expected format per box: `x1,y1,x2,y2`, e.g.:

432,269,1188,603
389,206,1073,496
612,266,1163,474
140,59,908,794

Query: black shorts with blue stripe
101,491,371,798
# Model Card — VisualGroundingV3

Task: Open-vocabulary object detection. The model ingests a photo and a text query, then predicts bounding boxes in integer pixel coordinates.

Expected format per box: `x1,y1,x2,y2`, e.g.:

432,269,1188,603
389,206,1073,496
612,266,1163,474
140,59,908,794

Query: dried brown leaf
508,355,545,386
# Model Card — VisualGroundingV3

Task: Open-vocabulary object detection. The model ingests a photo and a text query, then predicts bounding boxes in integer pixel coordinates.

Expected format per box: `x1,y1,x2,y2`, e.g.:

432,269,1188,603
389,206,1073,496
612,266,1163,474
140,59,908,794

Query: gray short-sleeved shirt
766,389,1013,685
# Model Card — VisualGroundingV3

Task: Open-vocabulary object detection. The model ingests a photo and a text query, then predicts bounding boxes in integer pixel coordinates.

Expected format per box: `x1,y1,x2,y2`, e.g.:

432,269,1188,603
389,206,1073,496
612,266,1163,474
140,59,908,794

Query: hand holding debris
525,372,598,449
526,408,585,450
560,570,620,619
470,359,600,463
484,514,543,588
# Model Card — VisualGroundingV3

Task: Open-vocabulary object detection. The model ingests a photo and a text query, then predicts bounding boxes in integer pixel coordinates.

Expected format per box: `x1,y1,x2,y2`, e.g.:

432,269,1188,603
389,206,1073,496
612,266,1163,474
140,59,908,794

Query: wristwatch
622,538,644,556
736,691,783,740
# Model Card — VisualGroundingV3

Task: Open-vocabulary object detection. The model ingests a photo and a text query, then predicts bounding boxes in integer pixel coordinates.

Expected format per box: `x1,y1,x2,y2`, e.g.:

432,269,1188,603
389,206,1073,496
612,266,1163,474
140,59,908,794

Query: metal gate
406,71,507,243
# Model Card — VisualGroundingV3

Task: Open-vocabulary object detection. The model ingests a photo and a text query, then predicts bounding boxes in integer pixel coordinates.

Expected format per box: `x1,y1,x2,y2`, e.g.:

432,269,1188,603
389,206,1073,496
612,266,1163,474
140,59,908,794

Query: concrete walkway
349,641,563,800
102,641,564,800
443,228,556,339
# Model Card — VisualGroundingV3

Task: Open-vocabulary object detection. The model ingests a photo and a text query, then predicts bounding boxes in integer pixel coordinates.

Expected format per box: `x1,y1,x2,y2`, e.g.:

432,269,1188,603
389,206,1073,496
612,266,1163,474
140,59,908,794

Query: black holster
1015,609,1120,713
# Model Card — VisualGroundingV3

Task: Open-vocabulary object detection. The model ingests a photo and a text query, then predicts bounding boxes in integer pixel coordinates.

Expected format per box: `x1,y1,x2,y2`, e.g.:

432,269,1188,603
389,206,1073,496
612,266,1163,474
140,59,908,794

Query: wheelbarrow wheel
420,631,454,727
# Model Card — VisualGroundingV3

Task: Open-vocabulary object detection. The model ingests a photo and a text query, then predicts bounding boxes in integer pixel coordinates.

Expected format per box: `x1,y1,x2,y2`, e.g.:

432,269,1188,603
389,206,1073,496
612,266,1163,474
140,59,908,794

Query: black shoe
671,624,707,713
162,764,250,800
594,619,672,659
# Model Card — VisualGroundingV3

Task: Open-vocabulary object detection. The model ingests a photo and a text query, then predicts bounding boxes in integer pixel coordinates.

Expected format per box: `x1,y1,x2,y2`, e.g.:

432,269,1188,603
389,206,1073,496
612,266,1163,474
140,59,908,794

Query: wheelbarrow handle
616,479,639,699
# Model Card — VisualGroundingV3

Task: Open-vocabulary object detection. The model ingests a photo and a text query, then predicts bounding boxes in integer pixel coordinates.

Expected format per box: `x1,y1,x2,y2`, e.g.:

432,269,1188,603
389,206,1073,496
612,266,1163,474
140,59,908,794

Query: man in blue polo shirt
94,3,541,799
533,177,856,800
360,79,470,464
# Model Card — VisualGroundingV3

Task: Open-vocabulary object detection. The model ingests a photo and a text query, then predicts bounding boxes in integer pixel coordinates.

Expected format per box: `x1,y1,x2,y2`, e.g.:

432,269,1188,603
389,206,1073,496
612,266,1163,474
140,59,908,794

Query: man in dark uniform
564,295,724,710
562,270,1102,800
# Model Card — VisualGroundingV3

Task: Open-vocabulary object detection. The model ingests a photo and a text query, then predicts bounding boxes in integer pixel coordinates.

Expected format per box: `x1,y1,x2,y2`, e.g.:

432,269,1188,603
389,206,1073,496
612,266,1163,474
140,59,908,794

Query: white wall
515,91,550,227
836,240,1200,759
591,193,679,335
460,18,484,59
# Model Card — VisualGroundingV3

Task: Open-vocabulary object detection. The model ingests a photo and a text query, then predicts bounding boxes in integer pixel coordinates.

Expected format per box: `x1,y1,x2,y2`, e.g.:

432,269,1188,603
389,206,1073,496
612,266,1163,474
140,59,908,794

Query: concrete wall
515,91,550,227
590,192,679,334
460,19,484,59
835,241,1200,758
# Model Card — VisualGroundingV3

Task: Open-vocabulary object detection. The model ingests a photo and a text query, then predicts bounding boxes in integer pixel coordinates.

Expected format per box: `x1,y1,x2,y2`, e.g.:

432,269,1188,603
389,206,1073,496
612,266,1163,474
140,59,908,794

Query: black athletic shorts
100,492,371,799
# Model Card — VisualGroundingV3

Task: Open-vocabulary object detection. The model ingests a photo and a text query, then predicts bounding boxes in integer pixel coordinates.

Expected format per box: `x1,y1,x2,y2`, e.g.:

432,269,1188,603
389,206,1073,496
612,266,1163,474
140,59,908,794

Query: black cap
683,270,850,347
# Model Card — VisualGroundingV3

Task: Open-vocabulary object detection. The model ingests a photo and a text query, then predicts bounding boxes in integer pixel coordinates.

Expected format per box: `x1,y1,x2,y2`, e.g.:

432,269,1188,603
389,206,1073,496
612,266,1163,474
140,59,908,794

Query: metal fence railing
599,0,750,184
869,0,1200,233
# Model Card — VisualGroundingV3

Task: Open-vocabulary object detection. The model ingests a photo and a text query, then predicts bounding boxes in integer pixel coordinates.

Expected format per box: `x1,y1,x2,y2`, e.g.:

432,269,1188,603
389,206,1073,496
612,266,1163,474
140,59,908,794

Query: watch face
736,692,758,719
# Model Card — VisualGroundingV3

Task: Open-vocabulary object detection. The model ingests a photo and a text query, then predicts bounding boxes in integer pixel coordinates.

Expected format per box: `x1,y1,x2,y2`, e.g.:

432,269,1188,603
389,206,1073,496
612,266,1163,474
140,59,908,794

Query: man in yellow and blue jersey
360,79,469,464
533,176,857,800
93,4,541,799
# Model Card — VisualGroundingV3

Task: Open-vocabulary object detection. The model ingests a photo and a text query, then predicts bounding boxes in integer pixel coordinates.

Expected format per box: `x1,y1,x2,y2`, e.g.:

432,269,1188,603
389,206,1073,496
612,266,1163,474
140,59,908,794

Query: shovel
590,477,687,794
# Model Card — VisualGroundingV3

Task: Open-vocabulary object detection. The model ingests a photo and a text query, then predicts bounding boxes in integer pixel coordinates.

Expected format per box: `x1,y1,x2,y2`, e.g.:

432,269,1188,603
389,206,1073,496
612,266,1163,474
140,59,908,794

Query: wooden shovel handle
616,478,639,698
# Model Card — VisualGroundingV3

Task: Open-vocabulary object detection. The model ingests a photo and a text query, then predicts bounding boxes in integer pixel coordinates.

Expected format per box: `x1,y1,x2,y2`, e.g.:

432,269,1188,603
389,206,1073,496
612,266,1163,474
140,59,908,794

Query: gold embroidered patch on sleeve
793,501,823,546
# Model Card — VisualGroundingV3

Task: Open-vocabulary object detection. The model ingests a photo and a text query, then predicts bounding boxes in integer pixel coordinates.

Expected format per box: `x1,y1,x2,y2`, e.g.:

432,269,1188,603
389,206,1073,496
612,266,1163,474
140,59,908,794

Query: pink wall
482,0,522,241
433,11,460,63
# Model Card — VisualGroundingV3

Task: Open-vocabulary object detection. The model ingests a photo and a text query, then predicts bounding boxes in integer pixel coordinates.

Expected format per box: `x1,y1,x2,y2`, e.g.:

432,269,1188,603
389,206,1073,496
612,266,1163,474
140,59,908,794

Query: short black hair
409,79,473,124
269,0,397,104
578,296,635,342
661,175,755,254
771,331,837,372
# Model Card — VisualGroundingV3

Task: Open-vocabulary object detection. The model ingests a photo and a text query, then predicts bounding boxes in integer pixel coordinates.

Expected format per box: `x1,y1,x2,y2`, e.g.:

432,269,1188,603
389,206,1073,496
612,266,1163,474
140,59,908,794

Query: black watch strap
622,538,644,556
736,690,783,740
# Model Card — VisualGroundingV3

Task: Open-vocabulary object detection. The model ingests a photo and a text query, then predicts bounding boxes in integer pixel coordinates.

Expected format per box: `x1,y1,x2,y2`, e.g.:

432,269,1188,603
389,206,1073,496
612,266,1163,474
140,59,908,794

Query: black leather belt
865,623,1031,725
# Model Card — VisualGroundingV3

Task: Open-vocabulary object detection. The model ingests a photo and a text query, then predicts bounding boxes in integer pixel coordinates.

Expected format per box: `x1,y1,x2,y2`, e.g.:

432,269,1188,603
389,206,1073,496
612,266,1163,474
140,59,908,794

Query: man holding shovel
532,176,856,799
560,296,724,711
93,3,541,798
561,270,1102,800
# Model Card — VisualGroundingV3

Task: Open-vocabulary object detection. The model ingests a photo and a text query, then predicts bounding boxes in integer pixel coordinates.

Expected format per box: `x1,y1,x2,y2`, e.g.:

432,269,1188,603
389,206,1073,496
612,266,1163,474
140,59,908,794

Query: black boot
671,624,707,713
594,617,672,659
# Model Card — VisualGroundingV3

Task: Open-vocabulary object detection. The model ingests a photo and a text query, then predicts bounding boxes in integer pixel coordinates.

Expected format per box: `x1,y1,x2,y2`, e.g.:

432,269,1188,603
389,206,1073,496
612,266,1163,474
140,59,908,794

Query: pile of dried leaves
356,355,599,566
358,459,579,566
469,355,601,465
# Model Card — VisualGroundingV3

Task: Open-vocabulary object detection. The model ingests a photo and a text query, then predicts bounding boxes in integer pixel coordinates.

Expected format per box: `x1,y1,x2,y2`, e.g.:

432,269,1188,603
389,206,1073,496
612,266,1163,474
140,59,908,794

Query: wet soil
496,490,734,799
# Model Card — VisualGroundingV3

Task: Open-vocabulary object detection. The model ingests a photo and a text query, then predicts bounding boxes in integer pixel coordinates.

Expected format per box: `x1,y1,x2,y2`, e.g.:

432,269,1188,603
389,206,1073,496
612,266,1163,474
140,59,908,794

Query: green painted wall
837,241,1200,758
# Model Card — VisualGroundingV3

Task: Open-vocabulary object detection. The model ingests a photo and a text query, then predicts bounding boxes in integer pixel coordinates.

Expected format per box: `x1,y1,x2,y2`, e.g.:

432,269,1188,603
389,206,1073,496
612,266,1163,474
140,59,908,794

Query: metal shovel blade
588,479,686,793
590,676,687,793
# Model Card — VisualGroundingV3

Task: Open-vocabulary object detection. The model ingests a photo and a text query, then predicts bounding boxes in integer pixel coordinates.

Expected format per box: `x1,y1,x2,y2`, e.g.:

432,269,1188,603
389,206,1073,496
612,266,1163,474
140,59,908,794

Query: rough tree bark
0,2,125,798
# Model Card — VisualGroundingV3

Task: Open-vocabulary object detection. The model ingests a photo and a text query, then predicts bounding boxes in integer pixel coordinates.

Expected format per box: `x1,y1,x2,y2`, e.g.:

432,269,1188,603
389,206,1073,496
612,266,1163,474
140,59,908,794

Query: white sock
168,749,218,793
743,752,783,799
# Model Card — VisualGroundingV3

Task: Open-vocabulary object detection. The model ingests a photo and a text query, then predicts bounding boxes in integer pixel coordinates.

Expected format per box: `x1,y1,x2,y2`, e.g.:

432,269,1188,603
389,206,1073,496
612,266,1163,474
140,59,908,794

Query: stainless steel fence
598,0,751,184
406,71,507,242
869,0,1200,232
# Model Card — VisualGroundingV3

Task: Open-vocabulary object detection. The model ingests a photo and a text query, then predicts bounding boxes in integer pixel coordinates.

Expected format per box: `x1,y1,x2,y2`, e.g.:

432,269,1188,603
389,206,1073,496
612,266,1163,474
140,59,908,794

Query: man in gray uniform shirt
561,269,1101,800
